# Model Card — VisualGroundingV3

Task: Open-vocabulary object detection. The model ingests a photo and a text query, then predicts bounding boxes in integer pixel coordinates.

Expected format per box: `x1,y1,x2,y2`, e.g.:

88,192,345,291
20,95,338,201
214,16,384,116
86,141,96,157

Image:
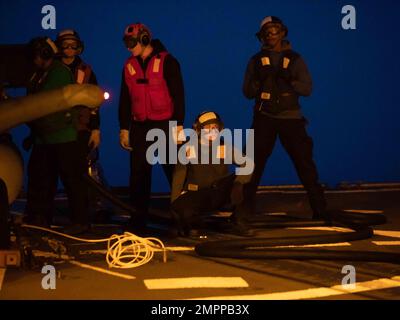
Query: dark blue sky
1,0,399,191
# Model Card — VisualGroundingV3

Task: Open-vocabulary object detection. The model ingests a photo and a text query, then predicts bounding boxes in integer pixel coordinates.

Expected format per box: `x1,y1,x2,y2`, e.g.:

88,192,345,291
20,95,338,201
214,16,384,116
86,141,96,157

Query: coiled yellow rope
21,224,166,268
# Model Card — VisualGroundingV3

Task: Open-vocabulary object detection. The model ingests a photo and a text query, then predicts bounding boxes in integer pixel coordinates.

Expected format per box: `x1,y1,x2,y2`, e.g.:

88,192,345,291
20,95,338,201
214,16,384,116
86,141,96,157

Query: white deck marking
191,276,400,300
373,230,400,238
288,226,353,233
372,241,400,246
269,242,351,249
144,277,249,290
343,209,383,214
263,212,288,216
69,261,135,280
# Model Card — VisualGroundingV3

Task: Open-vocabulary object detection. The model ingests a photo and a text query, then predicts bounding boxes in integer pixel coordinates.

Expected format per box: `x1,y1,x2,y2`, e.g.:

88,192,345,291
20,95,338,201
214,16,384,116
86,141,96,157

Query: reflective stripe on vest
75,63,92,84
124,52,174,121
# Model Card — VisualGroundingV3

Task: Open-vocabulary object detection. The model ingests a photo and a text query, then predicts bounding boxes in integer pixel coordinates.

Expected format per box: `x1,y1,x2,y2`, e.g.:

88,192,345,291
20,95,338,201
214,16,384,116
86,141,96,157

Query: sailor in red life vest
119,23,185,232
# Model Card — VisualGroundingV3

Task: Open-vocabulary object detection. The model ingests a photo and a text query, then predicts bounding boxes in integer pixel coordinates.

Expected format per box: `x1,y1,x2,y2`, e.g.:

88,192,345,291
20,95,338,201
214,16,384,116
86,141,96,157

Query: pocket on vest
148,89,171,112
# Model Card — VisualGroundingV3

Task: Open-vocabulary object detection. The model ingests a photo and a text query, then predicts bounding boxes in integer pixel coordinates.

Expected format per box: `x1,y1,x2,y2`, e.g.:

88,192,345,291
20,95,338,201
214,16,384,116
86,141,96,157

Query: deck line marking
373,230,400,239
144,277,249,290
268,242,351,249
288,226,353,233
190,276,400,300
288,228,400,238
69,261,135,280
0,269,5,291
372,241,400,246
343,209,383,214
33,251,136,280
262,212,288,216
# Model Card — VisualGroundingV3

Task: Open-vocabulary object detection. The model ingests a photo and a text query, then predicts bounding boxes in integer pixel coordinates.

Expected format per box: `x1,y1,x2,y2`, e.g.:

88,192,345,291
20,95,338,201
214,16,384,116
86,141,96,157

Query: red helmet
123,23,152,48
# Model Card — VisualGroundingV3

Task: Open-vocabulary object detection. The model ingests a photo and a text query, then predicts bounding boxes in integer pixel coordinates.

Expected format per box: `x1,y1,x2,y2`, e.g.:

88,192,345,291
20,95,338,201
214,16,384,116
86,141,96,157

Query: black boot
312,208,333,225
229,220,254,237
307,185,331,223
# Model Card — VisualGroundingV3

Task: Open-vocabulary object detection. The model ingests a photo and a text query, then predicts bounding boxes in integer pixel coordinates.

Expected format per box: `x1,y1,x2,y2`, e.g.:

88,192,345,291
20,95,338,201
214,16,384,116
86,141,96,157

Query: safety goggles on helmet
61,43,79,50
56,29,84,54
262,24,283,37
123,23,152,48
256,16,288,42
123,35,139,49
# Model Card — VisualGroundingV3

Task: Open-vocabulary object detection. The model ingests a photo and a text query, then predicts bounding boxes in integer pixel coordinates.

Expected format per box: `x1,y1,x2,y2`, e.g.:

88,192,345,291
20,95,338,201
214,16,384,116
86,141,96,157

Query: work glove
172,125,185,144
230,181,244,206
119,129,132,151
88,129,101,150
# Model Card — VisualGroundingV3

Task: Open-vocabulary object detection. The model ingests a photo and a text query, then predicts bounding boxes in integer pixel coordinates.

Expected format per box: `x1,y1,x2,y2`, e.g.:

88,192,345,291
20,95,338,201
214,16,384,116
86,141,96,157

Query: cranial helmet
123,23,152,48
56,29,84,54
193,111,224,134
256,16,288,42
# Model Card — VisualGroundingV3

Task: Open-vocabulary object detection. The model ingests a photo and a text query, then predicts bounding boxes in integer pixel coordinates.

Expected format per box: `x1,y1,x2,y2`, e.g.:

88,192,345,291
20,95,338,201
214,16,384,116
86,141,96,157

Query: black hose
83,174,136,216
245,211,386,229
329,211,386,227
195,211,400,263
195,247,400,263
246,220,329,228
198,227,373,249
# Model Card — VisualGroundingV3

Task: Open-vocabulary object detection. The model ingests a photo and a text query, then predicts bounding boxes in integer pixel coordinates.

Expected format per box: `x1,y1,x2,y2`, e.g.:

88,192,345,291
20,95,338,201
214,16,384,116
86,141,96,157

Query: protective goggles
261,24,283,37
61,43,79,50
123,36,139,49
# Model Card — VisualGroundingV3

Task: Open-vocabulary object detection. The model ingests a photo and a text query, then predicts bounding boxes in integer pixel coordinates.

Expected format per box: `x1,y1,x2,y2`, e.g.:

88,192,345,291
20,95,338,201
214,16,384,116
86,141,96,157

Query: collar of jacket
261,39,292,52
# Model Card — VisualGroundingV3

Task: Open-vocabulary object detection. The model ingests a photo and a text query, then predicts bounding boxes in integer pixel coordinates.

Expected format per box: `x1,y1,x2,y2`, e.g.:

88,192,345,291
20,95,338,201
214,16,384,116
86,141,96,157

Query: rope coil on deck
21,225,167,268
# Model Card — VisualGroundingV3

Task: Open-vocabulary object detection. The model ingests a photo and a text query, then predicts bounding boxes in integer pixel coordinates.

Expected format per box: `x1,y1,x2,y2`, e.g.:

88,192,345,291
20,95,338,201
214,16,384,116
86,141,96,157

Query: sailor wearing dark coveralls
242,16,330,221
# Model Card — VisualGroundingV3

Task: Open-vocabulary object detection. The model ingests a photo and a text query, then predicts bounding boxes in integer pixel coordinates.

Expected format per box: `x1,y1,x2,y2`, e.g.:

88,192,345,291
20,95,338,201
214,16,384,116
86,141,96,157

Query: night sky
1,0,399,191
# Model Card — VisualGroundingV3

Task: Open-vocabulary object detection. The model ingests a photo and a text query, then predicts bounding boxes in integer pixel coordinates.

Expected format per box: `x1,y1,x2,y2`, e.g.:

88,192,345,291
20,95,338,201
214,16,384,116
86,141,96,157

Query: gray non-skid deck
1,188,400,300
